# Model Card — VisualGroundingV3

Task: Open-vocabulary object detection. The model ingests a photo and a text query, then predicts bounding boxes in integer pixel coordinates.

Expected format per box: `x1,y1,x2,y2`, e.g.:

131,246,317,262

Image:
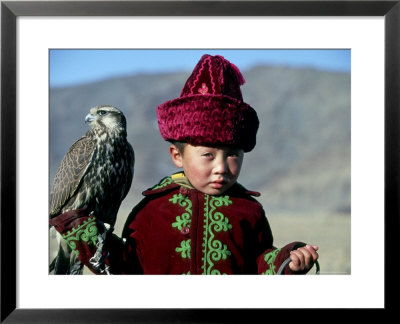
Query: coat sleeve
252,208,307,275
257,241,307,275
49,207,142,274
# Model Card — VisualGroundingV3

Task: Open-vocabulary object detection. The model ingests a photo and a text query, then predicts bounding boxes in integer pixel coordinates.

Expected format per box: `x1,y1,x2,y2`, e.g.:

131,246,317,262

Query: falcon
49,105,135,274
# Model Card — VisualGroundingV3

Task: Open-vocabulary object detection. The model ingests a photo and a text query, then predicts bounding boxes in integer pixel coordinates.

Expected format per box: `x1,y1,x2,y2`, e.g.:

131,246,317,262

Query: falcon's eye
97,110,107,116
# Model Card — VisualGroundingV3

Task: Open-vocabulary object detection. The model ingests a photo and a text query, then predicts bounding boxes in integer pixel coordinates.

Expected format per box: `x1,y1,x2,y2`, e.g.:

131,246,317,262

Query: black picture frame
1,0,398,322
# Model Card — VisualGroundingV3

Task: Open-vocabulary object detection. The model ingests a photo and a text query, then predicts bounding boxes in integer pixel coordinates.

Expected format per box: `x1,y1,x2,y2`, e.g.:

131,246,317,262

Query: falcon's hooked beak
85,113,96,124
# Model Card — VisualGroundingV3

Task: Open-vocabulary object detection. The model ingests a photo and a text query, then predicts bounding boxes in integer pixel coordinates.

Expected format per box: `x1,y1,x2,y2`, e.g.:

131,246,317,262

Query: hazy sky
50,49,350,88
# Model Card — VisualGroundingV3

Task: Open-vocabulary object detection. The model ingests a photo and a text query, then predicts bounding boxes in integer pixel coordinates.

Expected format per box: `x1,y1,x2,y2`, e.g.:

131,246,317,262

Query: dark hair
168,141,187,154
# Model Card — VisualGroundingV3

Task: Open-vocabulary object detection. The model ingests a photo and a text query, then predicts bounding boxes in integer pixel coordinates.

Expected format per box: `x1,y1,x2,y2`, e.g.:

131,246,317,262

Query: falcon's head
85,105,127,132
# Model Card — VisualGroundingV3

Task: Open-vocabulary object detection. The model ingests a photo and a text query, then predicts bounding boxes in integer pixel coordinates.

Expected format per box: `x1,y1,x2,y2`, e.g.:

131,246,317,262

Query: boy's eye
228,151,240,157
202,153,214,158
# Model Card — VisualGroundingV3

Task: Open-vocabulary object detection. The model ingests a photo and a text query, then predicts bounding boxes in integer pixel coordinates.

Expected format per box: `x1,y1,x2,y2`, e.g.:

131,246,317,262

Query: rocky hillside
49,65,351,215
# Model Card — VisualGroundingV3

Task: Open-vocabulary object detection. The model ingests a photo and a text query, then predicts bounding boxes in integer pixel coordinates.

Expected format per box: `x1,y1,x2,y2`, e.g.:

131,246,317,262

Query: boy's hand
289,244,319,274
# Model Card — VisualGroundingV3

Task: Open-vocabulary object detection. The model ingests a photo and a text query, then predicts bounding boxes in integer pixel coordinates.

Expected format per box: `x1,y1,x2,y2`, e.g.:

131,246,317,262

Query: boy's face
170,143,244,195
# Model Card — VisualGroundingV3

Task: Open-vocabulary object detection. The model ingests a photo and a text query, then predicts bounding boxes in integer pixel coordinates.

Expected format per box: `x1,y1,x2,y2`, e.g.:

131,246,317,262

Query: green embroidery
201,195,233,275
170,194,192,230
175,239,191,259
262,249,281,275
152,177,173,190
169,191,233,273
172,214,191,231
62,216,98,256
170,193,192,260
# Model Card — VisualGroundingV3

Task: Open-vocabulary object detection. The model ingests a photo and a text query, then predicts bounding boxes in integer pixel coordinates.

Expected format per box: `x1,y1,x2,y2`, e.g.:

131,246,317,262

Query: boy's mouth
210,180,227,189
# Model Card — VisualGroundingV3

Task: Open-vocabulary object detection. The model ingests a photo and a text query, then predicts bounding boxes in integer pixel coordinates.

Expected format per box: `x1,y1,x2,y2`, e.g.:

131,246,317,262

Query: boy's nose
214,157,228,174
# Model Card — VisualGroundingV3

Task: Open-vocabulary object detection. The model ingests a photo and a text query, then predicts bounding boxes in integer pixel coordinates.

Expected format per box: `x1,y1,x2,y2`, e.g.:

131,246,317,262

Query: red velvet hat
157,54,259,152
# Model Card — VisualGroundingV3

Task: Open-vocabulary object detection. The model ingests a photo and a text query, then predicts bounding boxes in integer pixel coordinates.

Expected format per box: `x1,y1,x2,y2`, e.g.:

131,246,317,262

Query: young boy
50,54,318,275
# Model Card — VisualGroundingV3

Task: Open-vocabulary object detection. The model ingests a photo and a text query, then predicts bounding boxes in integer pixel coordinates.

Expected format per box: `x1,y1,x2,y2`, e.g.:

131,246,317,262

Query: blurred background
49,49,351,275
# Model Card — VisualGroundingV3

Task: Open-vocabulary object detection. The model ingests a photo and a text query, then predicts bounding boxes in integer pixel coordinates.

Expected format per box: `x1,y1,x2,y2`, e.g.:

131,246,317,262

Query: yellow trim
171,172,194,189
171,172,185,179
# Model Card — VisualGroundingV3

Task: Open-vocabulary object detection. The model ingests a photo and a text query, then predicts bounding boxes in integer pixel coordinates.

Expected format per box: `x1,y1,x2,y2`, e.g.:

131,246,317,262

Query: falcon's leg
69,253,84,275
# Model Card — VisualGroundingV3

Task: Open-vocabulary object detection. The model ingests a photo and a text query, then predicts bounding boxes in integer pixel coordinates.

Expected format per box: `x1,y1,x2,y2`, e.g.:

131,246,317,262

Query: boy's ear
169,145,183,168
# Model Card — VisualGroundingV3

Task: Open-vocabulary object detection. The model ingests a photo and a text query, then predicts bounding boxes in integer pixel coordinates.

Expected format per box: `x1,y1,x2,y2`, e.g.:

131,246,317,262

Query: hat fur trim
157,94,259,152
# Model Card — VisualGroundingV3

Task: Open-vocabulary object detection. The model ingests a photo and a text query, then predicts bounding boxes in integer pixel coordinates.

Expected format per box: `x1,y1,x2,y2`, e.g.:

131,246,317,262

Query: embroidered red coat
50,174,306,275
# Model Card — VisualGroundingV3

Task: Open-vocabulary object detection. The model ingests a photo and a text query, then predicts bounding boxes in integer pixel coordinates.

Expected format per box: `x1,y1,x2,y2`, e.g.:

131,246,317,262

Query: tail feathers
49,257,56,273
50,241,84,275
